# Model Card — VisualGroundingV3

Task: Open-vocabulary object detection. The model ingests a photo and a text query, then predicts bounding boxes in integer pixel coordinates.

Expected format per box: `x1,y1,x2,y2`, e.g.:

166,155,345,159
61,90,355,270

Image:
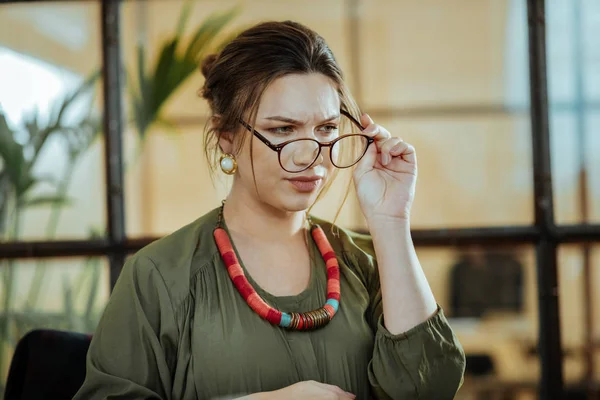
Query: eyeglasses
239,110,374,173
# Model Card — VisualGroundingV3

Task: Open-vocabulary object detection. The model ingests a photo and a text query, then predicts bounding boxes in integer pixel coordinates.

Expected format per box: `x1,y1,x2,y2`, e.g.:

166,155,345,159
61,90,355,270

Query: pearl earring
219,154,237,175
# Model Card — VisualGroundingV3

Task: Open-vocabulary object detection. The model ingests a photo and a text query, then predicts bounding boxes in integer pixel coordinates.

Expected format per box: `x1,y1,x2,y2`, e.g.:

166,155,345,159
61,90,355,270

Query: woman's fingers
379,137,404,165
313,382,356,399
360,113,391,143
356,113,416,170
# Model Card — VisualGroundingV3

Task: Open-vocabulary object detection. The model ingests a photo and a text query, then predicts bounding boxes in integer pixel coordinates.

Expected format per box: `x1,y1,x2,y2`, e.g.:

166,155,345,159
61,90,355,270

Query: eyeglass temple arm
340,110,375,147
239,120,281,151
340,109,365,130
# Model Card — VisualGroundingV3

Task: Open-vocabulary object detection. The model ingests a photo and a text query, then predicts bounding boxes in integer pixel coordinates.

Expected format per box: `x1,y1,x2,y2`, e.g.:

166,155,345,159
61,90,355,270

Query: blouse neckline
219,216,322,308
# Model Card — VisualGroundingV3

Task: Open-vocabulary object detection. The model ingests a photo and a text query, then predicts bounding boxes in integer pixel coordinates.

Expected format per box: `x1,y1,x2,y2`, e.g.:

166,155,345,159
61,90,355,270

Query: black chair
465,353,495,376
4,329,92,400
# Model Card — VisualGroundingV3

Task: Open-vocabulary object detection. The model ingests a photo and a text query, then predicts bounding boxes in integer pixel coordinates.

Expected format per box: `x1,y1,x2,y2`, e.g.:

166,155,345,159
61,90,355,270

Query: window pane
359,0,527,109
0,257,110,390
418,246,539,398
558,244,600,386
546,0,600,224
549,111,600,225
585,114,600,223
0,2,106,241
582,0,600,102
364,115,534,229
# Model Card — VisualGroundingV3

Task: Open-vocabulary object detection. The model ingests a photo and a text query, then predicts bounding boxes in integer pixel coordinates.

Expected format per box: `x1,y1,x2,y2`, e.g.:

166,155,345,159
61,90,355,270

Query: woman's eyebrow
263,114,340,124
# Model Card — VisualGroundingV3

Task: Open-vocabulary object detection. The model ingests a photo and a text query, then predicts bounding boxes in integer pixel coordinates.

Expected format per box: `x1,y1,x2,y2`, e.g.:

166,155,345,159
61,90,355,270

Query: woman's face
223,73,341,213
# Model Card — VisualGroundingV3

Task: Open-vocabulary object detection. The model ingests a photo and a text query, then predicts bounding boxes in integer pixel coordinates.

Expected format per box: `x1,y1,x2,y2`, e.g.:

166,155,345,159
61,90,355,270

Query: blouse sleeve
73,254,179,400
348,235,466,400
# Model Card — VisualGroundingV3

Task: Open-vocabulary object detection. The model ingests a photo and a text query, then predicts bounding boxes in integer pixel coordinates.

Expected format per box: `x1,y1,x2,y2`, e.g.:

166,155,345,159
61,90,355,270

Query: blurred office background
0,0,599,398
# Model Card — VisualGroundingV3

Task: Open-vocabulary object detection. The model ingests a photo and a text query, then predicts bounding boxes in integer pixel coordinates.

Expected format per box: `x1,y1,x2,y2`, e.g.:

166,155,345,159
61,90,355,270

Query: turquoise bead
280,312,291,327
326,299,339,312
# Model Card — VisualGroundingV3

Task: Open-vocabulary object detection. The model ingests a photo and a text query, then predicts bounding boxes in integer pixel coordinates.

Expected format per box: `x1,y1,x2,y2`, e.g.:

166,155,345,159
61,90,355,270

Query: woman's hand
242,380,355,399
353,113,417,223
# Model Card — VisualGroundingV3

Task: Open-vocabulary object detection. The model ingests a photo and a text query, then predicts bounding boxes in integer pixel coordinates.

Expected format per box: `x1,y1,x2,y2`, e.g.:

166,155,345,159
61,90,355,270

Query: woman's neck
222,187,307,243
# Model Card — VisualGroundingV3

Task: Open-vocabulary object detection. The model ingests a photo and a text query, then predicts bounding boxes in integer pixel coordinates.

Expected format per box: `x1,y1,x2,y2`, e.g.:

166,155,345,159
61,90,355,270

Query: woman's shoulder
123,207,222,305
310,216,377,281
136,207,220,266
311,216,374,256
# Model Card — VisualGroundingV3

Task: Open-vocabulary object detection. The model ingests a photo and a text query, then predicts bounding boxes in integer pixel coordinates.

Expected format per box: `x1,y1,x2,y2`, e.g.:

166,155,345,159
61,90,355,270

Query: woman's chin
277,192,320,213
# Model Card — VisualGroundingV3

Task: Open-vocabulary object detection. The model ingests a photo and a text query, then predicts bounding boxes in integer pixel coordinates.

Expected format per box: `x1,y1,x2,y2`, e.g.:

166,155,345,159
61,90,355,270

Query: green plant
0,70,103,393
129,0,239,145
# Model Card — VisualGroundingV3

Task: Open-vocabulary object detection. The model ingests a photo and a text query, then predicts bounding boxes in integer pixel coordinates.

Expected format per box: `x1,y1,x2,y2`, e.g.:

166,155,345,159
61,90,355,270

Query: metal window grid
0,0,599,398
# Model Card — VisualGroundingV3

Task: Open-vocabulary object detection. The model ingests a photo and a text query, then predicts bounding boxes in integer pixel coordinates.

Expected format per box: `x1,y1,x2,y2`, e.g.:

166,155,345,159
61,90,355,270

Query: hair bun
201,54,218,78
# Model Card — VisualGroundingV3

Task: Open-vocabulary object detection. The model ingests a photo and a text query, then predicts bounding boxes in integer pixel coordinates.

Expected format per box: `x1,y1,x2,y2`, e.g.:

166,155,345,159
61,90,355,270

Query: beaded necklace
213,205,341,330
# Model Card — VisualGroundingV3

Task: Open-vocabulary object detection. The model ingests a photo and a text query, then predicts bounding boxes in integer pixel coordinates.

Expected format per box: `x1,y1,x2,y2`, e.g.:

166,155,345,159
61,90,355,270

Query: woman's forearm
367,216,437,335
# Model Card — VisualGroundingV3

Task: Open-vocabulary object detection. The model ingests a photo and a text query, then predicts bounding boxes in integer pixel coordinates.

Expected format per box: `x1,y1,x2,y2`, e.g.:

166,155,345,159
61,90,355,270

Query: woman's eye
319,125,339,135
268,126,294,135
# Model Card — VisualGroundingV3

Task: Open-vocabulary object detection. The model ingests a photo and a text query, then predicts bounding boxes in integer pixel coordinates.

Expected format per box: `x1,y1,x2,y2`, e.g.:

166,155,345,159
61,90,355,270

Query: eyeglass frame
238,109,375,173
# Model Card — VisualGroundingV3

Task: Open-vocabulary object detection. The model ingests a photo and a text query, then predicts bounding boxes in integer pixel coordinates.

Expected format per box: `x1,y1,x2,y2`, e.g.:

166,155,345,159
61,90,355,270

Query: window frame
0,0,599,398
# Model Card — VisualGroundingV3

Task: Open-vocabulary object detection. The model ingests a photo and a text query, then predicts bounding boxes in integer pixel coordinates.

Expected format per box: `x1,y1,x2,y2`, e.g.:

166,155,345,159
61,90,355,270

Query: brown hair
199,20,360,221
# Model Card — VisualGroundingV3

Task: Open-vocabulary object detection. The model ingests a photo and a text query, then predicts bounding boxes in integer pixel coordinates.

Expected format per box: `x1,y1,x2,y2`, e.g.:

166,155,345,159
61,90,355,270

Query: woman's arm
367,216,437,335
73,254,179,400
344,228,465,400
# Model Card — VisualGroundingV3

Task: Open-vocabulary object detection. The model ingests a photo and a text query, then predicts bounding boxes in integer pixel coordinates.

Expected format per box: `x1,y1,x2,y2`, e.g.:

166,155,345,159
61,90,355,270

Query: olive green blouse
73,208,465,400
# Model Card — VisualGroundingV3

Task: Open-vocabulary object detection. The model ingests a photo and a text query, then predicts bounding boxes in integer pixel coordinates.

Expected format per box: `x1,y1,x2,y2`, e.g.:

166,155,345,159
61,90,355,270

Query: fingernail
382,153,390,165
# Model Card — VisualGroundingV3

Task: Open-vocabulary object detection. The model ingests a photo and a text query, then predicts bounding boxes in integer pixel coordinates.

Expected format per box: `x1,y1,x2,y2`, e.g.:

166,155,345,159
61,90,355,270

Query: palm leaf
176,0,194,38
49,69,101,129
155,116,179,133
183,7,239,63
62,275,79,330
150,39,180,112
0,112,29,197
129,4,239,141
83,258,101,328
62,117,102,161
31,70,101,163
20,194,72,208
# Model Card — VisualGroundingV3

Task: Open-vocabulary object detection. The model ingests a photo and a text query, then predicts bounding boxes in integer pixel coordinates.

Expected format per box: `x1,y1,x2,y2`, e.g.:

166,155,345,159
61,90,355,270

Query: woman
74,20,465,400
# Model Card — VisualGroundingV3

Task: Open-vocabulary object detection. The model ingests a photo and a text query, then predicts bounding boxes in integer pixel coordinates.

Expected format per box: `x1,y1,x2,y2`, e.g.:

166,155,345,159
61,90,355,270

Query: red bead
236,277,254,300
297,315,304,330
266,308,282,325
222,251,237,268
327,266,339,280
303,314,311,330
323,304,335,317
327,292,341,301
321,251,336,262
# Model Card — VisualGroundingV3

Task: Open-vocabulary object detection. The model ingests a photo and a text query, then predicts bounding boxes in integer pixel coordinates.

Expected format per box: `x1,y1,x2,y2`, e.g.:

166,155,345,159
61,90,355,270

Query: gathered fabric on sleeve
340,230,466,400
73,254,182,399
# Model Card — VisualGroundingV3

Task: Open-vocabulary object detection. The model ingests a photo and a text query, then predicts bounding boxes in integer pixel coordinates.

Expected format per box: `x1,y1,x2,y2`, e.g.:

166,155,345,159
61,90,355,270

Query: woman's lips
287,176,323,192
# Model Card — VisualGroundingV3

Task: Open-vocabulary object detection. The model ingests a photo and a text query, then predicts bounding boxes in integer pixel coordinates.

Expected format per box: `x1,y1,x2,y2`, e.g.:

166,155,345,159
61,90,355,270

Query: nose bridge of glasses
279,138,319,170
